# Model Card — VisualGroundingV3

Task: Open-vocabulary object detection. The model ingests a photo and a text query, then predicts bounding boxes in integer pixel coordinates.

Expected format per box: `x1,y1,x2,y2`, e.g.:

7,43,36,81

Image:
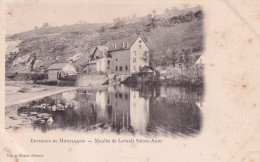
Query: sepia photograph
1,0,259,162
5,2,204,136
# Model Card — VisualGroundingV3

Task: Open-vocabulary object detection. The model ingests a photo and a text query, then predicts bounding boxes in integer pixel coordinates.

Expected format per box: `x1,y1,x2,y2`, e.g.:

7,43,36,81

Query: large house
85,36,150,74
47,63,77,81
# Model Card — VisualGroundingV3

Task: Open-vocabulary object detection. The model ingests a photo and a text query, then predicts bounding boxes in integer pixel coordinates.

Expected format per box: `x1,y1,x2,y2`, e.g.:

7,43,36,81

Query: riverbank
5,81,78,106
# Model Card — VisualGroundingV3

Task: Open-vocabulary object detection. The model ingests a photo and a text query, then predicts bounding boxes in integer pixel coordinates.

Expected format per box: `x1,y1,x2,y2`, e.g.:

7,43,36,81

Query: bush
5,72,33,81
159,65,204,86
58,80,76,86
32,73,48,81
6,72,18,79
34,79,58,85
60,75,77,81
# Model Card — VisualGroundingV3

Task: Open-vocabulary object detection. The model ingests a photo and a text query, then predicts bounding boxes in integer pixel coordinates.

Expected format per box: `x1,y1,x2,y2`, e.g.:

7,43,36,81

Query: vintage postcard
0,0,259,161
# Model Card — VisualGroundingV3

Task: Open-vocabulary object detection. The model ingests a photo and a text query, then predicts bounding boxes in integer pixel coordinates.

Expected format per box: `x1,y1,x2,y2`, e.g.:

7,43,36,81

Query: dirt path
5,85,78,107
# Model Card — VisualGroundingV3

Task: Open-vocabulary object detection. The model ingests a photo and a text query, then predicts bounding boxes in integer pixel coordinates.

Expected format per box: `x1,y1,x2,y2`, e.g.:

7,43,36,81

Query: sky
5,0,197,34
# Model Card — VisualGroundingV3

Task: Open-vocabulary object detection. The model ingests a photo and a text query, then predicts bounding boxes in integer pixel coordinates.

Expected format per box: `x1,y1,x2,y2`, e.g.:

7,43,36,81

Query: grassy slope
5,7,204,73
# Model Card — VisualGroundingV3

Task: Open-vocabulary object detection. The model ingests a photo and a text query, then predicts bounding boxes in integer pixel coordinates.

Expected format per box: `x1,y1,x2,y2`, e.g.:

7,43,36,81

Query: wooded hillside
5,6,204,73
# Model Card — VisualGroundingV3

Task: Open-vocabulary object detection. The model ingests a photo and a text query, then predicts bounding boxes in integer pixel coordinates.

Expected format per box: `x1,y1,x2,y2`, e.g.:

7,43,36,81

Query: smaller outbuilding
47,63,77,81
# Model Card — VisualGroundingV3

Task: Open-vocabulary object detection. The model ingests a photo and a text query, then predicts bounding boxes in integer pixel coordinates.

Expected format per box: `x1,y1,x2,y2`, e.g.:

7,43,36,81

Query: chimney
122,42,125,48
114,43,117,50
126,41,129,48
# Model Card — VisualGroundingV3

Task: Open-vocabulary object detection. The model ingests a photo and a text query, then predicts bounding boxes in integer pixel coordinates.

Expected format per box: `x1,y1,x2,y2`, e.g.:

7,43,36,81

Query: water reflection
16,84,203,136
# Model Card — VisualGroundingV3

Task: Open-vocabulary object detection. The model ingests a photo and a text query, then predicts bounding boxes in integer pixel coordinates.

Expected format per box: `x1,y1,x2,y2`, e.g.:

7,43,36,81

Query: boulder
12,54,31,66
47,117,54,125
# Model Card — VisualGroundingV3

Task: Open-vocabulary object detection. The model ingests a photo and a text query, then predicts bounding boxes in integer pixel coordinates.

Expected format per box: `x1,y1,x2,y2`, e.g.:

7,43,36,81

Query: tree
141,50,152,66
99,26,106,32
151,48,183,68
147,14,153,20
42,23,49,28
113,18,118,23
195,10,203,20
171,7,179,14
114,19,125,29
113,17,120,23
163,48,181,66
147,13,156,28
171,49,181,66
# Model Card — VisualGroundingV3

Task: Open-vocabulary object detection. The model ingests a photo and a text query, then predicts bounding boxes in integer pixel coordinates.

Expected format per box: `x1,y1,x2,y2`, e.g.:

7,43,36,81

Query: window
115,93,118,98
133,51,136,56
119,93,122,98
119,66,123,71
125,66,128,71
139,44,142,49
115,58,118,61
116,66,118,71
133,58,136,63
125,94,128,100
179,64,182,70
123,42,128,48
107,60,110,70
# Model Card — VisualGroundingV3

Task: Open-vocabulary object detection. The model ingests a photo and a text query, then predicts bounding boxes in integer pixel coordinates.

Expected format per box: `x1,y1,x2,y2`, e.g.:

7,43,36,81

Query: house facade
47,63,77,81
85,36,150,74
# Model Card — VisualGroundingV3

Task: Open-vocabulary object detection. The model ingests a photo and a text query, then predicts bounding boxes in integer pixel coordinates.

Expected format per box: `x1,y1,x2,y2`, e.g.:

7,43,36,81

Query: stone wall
77,74,108,87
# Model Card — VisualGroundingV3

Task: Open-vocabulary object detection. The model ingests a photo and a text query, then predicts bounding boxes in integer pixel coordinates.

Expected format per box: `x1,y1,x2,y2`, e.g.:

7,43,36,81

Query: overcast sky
6,1,196,34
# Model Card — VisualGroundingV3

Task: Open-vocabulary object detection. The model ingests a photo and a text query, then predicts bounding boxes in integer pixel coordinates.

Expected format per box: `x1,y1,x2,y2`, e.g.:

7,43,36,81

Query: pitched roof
85,59,101,65
105,35,139,52
195,54,204,64
47,63,69,70
96,46,108,52
91,46,110,58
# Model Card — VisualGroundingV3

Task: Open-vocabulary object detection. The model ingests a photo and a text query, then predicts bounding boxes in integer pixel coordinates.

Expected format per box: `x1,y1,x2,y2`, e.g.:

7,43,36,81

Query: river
8,84,204,137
